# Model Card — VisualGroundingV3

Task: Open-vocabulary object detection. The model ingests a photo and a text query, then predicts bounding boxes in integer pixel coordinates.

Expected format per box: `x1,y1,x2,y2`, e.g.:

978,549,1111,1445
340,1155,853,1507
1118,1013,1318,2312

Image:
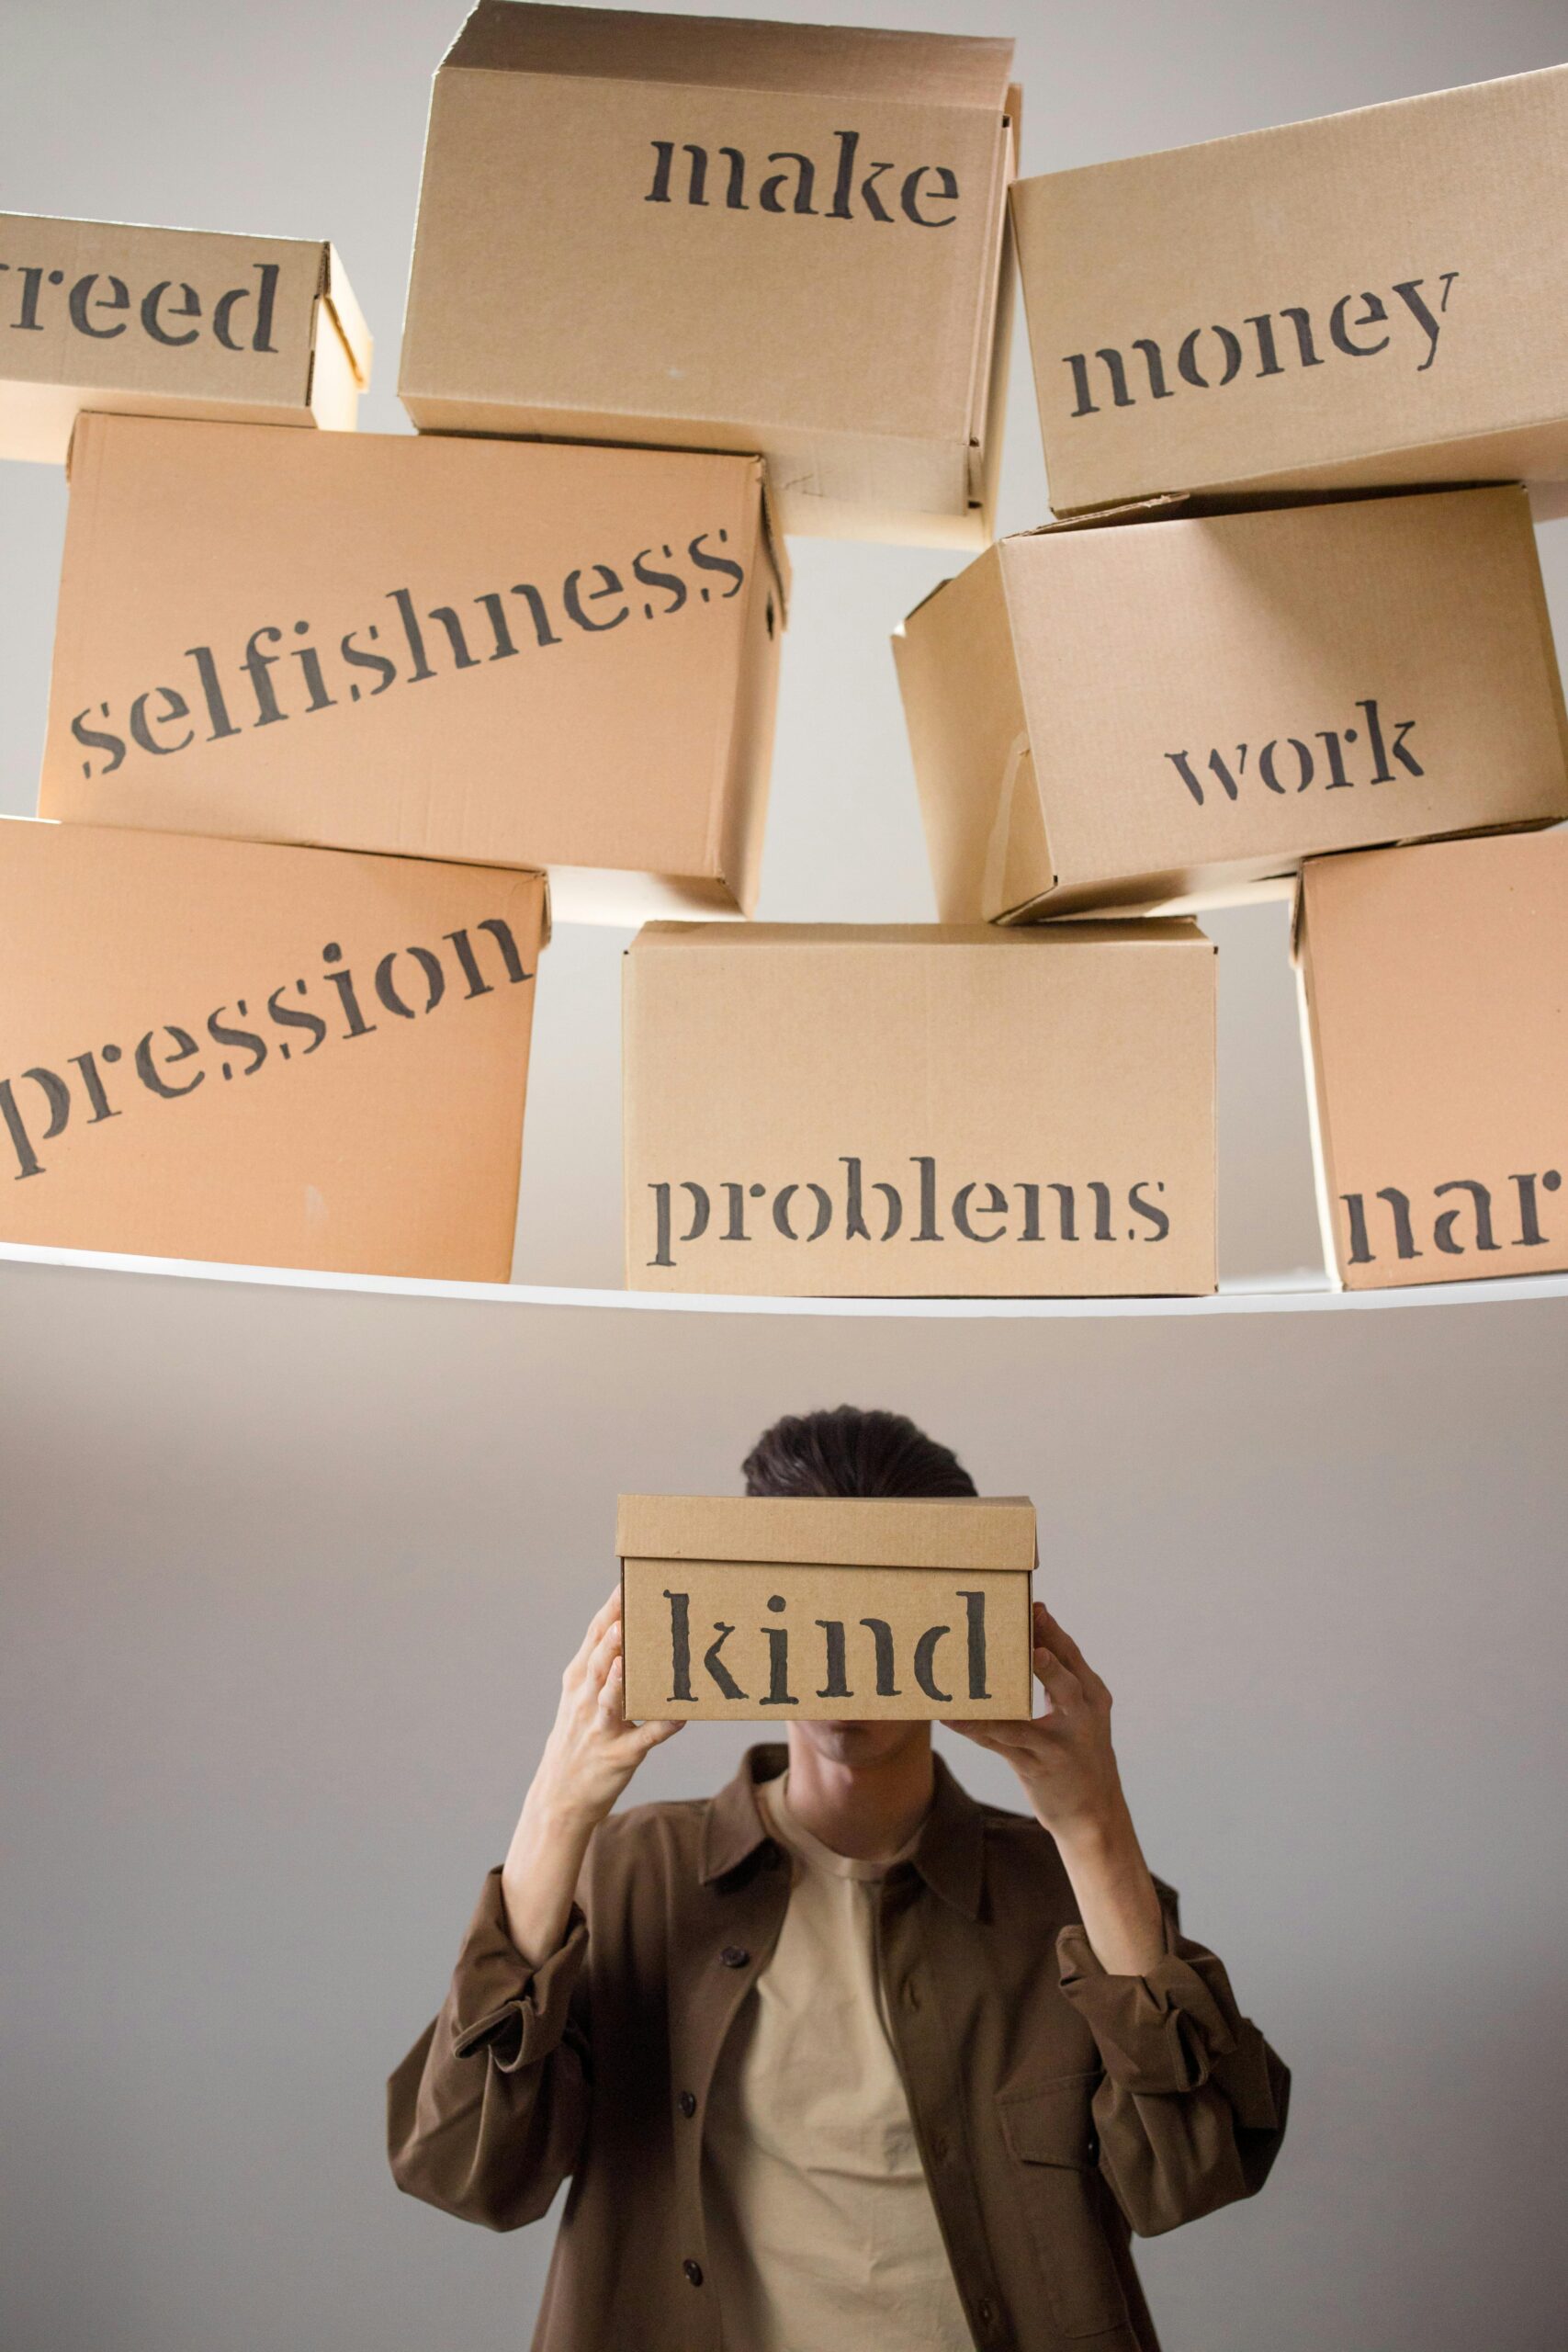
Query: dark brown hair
742,1406,976,1501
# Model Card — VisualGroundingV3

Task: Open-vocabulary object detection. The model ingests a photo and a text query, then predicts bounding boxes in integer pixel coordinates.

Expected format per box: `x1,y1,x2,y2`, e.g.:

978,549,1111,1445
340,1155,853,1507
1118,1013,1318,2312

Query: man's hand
947,1601,1166,1977
502,1590,682,1966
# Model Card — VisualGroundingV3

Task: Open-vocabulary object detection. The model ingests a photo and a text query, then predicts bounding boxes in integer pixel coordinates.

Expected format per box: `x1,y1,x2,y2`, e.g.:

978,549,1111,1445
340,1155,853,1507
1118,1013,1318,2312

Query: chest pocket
997,2072,1131,2341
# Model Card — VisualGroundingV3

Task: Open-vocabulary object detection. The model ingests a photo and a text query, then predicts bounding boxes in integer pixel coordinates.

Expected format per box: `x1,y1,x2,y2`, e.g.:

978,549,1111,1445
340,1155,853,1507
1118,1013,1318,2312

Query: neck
782,1727,936,1862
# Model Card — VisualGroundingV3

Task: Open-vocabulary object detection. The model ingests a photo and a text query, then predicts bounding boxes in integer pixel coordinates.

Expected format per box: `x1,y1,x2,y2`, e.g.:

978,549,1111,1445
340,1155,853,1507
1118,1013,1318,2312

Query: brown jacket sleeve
387,1867,591,2233
1055,1887,1290,2238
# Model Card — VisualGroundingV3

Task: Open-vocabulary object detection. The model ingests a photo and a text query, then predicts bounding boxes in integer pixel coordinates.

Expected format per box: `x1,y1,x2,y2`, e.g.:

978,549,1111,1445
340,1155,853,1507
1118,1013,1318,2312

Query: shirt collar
701,1742,985,1919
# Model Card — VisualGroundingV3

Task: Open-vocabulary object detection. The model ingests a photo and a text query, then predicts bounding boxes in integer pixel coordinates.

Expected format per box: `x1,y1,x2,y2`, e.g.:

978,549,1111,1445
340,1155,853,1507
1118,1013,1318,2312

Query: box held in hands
619,1493,1036,1722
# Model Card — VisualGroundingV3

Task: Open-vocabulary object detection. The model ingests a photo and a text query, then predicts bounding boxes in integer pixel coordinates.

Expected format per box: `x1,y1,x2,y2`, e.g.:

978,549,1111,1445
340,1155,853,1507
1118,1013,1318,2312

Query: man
389,1407,1288,2350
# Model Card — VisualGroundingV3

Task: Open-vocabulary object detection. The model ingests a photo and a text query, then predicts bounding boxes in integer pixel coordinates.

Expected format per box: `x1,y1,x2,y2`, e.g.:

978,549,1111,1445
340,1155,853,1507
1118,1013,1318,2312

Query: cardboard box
39,414,784,924
623,921,1216,1296
895,486,1568,922
1295,829,1568,1292
619,1494,1036,1722
0,816,546,1280
1011,66,1568,517
400,3,1018,548
0,215,370,463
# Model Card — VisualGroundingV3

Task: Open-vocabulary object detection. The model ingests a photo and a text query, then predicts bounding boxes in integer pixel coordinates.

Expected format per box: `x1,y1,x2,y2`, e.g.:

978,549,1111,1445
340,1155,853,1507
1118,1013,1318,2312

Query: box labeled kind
0,818,544,1281
1296,830,1568,1292
624,922,1216,1296
41,416,784,924
896,487,1568,922
1,215,369,462
619,1494,1036,1722
1012,65,1568,517
401,4,1017,547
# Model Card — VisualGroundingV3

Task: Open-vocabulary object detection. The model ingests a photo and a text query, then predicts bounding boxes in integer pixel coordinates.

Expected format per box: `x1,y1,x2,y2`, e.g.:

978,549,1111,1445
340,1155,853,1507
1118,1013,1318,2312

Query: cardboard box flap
618,1494,1037,1571
320,243,373,390
444,2,1015,108
626,919,1210,952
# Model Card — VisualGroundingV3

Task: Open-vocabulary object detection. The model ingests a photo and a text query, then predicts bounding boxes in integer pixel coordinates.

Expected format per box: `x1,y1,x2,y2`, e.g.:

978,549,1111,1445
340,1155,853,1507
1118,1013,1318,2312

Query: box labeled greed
0,817,545,1281
623,922,1216,1297
0,215,370,463
1295,829,1568,1292
40,415,784,925
895,486,1568,922
1012,65,1568,518
400,3,1018,548
619,1494,1036,1722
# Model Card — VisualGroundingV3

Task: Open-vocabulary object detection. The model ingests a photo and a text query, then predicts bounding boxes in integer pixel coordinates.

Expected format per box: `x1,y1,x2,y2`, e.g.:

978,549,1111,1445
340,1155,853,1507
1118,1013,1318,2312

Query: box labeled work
1011,65,1568,516
1296,830,1568,1291
400,3,1018,547
619,1494,1036,1722
624,922,1216,1296
0,215,370,463
896,486,1568,922
40,415,784,924
0,817,545,1280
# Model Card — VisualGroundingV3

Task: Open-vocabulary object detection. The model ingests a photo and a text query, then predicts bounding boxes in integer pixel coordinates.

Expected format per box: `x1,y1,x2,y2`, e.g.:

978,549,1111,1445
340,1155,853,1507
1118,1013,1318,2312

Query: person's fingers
1035,1603,1100,1690
632,1715,685,1752
566,1589,622,1681
942,1717,1035,1752
596,1652,629,1729
1033,1644,1083,1714
585,1621,623,1702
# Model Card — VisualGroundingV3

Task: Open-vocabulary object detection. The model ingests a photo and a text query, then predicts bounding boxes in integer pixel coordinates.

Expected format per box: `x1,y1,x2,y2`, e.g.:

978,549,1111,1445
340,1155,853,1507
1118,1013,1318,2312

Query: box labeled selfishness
1011,66,1568,517
895,486,1568,922
624,922,1216,1296
1296,829,1568,1292
619,1494,1036,1721
0,215,370,463
400,3,1018,547
40,414,784,924
0,817,546,1280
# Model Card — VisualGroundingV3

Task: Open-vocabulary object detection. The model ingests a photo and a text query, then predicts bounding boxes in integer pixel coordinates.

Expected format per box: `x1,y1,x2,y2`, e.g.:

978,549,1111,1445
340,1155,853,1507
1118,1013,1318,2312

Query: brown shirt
388,1747,1289,2352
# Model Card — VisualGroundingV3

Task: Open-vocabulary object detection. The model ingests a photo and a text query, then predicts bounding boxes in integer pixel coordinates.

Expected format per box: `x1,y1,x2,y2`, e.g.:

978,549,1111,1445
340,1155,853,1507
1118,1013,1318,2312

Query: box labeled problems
624,922,1216,1296
0,215,369,462
619,1494,1036,1722
896,487,1568,922
401,4,1018,547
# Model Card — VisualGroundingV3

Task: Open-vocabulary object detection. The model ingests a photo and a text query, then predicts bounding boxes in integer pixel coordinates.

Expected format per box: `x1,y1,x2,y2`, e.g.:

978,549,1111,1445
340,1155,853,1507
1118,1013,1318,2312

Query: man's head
743,1406,976,1770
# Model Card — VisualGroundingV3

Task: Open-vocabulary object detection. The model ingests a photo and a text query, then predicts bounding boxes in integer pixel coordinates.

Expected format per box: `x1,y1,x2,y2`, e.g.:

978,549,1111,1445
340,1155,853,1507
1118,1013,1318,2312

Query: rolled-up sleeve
1056,1892,1290,2236
388,1867,591,2232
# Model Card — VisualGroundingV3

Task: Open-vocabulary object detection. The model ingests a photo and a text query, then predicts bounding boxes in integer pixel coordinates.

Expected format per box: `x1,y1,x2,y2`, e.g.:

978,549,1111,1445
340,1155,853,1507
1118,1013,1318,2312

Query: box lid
444,3,1014,108
626,919,1209,952
617,1493,1037,1570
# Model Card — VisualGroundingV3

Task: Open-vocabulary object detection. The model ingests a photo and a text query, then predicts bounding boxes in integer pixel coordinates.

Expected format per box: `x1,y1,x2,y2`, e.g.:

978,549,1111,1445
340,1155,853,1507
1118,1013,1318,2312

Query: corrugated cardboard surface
619,1492,1035,1720
1296,828,1568,1290
0,817,543,1280
400,4,1015,545
623,922,1216,1296
40,417,783,918
896,487,1568,921
0,217,367,462
1012,65,1568,514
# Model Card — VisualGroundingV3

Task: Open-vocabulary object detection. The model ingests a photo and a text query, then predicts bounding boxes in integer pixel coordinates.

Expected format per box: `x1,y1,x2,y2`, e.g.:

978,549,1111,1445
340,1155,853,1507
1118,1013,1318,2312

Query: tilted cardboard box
1295,829,1568,1291
619,1494,1036,1722
400,3,1018,548
623,922,1216,1297
895,486,1568,922
1011,66,1568,517
0,215,370,463
39,415,785,925
0,817,545,1281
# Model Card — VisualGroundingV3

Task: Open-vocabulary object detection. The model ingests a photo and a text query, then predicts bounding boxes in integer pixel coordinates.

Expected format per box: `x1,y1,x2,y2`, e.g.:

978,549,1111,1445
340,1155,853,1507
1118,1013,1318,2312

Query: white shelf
2,1238,1565,1317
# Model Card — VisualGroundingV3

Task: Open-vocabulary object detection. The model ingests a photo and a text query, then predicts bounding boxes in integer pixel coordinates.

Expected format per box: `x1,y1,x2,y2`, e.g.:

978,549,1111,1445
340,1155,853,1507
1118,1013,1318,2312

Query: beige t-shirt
703,1771,973,2352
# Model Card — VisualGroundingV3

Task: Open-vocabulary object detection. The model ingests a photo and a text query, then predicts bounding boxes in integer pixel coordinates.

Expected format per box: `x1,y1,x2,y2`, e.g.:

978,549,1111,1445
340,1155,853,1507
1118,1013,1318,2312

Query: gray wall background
3,4,1567,2348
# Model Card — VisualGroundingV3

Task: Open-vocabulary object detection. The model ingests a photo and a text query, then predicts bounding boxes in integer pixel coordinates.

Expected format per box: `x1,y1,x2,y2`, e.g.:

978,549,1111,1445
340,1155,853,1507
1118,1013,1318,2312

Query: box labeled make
40,415,784,924
400,3,1018,548
896,487,1568,922
1295,830,1568,1292
1011,65,1568,516
0,817,545,1281
0,215,370,463
619,1494,1036,1722
624,922,1216,1297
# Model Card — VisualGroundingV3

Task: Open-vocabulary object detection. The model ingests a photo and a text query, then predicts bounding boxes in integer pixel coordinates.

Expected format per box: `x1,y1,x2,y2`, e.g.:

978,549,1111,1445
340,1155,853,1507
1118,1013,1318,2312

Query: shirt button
719,1945,750,1969
683,2259,704,2287
904,1978,922,2009
678,2091,697,2119
976,2300,994,2328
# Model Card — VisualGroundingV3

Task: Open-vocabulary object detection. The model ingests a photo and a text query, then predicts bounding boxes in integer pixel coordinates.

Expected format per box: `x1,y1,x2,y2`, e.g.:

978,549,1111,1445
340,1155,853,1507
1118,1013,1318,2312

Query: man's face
791,1719,932,1770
